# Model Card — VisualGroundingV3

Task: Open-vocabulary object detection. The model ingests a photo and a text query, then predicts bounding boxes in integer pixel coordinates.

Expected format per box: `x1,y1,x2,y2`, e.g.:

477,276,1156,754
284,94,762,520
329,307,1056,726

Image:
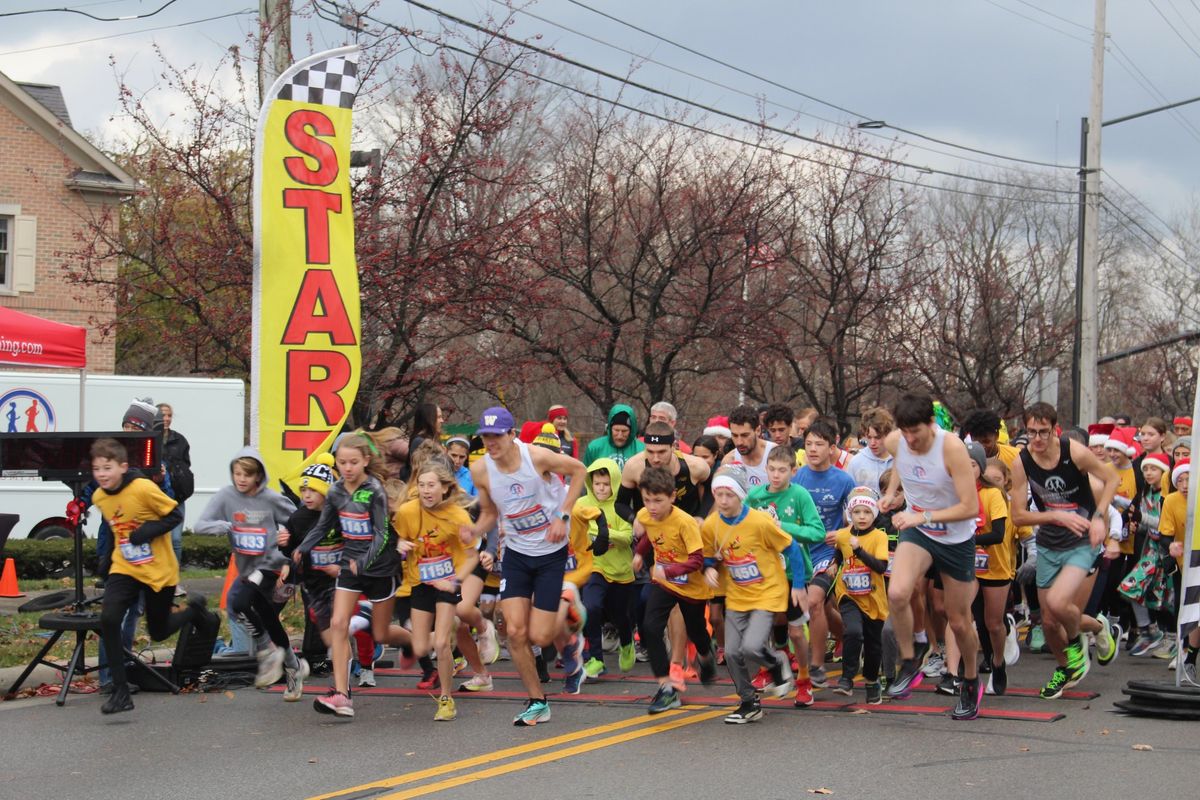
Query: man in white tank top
721,404,776,489
465,407,587,727
880,394,985,720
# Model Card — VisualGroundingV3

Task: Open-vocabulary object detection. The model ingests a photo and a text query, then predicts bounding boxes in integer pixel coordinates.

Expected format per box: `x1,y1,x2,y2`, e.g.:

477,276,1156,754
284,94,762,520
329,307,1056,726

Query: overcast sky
2,0,1198,251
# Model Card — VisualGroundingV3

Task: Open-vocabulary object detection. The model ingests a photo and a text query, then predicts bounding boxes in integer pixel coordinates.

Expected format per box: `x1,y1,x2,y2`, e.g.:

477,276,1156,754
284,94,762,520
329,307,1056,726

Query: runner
1008,402,1119,700
722,404,776,489
847,406,895,489
462,407,587,726
583,404,644,469
648,401,692,453
830,487,890,705
763,404,796,452
880,394,986,721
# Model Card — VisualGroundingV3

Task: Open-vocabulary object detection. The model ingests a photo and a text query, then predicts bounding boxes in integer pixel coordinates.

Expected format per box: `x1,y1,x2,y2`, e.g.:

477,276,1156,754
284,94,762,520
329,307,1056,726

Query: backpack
166,458,195,503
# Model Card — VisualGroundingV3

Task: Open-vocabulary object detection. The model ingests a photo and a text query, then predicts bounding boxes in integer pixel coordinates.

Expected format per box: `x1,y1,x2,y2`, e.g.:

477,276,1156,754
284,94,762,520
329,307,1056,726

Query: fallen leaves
1132,744,1154,751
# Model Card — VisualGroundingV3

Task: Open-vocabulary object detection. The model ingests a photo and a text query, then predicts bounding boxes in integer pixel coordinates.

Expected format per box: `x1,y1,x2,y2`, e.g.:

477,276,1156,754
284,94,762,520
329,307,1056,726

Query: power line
1148,0,1200,62
1010,0,1093,32
977,0,1093,45
1102,195,1192,267
1102,168,1192,249
1166,0,1200,49
377,0,1078,196
1106,38,1200,145
0,0,180,21
0,9,254,56
563,0,1070,170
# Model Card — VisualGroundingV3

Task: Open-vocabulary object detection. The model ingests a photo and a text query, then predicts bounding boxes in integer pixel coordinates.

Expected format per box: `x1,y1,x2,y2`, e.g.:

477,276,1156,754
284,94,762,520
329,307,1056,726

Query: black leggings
642,584,712,678
100,573,192,689
838,598,883,683
582,574,635,660
226,574,290,650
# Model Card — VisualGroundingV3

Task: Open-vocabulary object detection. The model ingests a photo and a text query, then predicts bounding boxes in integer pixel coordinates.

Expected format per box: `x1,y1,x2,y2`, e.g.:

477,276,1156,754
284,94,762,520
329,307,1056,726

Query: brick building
0,71,135,373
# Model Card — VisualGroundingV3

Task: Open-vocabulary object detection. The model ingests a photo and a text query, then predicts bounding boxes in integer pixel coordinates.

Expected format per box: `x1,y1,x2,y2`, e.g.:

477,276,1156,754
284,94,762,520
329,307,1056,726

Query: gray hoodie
194,446,295,577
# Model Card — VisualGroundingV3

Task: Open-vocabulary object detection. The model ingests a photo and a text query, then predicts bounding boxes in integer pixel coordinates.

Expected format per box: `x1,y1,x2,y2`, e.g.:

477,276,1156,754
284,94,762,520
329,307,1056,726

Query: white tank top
730,440,776,489
896,427,975,545
485,440,564,557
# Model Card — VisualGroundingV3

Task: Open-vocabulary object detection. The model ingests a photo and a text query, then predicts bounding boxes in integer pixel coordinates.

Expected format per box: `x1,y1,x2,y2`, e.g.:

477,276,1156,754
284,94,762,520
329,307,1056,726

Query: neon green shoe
583,657,608,680
619,642,636,673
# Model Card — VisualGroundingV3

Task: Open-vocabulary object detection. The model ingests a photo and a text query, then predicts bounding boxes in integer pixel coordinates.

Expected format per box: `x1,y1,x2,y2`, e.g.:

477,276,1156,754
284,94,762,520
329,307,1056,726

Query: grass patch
15,568,226,593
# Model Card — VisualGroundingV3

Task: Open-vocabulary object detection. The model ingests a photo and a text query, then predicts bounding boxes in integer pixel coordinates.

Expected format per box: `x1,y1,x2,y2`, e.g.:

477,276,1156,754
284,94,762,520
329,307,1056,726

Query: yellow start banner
252,46,361,488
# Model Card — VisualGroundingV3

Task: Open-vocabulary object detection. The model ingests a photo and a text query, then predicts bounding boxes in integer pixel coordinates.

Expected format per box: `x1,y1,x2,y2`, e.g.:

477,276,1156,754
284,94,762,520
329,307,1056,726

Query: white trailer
0,372,245,539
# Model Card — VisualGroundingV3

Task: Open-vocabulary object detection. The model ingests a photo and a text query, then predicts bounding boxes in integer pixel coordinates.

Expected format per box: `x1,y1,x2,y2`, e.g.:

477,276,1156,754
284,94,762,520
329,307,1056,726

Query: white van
0,372,245,539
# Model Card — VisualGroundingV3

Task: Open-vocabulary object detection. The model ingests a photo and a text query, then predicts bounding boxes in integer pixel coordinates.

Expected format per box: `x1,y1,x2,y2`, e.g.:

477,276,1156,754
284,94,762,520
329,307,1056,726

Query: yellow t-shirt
393,499,474,590
975,485,1012,581
93,477,180,593
564,505,601,588
995,443,1020,470
1115,465,1138,555
1158,491,1188,571
832,526,889,620
639,506,714,602
703,508,792,613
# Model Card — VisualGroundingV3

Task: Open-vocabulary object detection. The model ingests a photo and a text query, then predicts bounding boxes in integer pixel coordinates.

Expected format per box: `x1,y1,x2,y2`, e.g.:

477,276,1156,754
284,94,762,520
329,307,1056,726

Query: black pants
226,573,290,650
838,598,883,683
642,584,712,678
100,573,192,689
582,574,635,661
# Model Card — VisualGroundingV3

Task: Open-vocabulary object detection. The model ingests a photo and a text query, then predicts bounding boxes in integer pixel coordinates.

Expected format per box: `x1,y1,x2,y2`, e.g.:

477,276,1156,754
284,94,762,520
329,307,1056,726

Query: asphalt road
1,642,1195,800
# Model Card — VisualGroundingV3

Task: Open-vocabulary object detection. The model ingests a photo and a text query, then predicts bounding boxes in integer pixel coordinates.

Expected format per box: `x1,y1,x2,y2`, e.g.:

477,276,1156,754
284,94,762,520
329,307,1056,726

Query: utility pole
258,0,292,104
1076,0,1105,426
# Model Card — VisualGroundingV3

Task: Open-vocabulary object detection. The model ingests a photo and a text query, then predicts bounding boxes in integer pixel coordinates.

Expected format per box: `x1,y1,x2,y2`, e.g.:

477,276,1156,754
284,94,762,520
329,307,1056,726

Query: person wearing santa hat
1152,459,1192,666
1087,423,1114,461
703,415,733,456
1124,452,1171,657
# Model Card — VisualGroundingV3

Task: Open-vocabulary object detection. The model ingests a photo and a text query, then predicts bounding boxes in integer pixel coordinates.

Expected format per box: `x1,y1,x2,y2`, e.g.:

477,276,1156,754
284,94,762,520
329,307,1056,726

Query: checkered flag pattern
1181,548,1200,637
277,53,359,109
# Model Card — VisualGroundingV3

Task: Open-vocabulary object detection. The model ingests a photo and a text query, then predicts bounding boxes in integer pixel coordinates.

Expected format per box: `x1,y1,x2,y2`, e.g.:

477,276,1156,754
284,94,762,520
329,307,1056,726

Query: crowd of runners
88,395,1200,724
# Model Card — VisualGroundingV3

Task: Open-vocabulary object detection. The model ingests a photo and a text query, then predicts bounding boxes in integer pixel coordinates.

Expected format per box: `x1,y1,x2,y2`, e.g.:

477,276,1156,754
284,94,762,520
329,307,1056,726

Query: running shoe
987,662,1007,696
1094,614,1118,666
583,657,608,681
865,681,883,706
618,642,636,673
922,650,946,678
1027,624,1046,654
951,676,983,721
831,640,843,663
453,656,468,675
1063,640,1090,688
602,624,620,653
935,673,960,696
647,684,681,715
1004,614,1021,666
357,668,376,688
793,678,814,707
563,588,587,633
283,658,311,701
1155,634,1178,660
751,667,772,691
668,662,687,693
682,664,699,683
417,669,440,691
761,658,794,699
697,652,718,685
833,676,854,697
459,673,494,692
562,668,584,695
1039,666,1069,700
635,642,650,663
809,665,829,689
100,684,135,715
255,646,286,688
478,619,500,665
1130,628,1164,657
513,697,551,726
434,694,456,721
887,658,924,699
723,699,763,724
399,647,417,670
314,690,354,717
1182,660,1199,687
561,634,585,678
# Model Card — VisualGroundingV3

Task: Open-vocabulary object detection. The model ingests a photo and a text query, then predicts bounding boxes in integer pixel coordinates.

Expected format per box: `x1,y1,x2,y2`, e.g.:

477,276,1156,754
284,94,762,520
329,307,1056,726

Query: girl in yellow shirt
831,487,890,705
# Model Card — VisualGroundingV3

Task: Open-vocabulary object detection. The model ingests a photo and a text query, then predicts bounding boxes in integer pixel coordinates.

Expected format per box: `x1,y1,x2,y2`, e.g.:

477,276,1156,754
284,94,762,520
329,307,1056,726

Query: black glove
591,514,611,556
1015,557,1037,586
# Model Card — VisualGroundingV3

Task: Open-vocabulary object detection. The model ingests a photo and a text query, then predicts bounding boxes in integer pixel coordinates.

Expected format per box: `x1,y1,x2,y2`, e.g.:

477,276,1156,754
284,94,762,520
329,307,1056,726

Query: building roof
16,82,72,127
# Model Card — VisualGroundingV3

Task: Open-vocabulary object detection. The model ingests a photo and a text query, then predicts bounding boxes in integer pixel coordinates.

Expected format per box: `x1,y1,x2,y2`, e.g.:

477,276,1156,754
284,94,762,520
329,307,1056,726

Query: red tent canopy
0,307,87,369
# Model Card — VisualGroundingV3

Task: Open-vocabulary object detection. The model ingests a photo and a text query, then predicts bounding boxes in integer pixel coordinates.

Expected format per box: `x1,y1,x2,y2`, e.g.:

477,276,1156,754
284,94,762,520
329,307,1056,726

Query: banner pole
1177,366,1200,687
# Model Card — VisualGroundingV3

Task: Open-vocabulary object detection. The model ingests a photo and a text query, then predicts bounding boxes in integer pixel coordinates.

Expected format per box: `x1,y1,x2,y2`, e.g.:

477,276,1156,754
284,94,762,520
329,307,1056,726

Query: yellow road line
374,707,729,800
307,706,700,800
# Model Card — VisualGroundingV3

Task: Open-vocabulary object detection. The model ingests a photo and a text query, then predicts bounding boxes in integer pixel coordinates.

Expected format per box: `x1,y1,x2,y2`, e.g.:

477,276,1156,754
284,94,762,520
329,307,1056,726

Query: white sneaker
283,658,310,701
922,651,946,677
358,668,376,688
460,673,494,692
255,646,286,688
1004,614,1020,666
478,619,500,665
761,652,794,699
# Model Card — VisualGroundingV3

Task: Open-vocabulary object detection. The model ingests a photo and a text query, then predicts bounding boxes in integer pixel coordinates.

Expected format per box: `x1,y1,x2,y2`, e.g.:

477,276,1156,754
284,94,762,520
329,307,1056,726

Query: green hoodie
584,403,644,469
575,458,635,583
746,482,824,582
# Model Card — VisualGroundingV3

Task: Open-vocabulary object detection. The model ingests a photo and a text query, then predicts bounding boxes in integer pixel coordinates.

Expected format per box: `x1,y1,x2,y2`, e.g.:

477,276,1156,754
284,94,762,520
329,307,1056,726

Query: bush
3,533,232,579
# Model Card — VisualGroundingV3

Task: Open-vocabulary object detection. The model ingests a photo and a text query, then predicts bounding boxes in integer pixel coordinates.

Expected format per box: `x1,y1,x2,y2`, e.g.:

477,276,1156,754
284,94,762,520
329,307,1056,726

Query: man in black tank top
1010,403,1119,700
616,423,711,522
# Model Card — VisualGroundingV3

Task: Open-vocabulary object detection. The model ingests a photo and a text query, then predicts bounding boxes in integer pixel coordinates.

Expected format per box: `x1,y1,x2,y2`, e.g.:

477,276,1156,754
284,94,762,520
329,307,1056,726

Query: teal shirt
746,483,825,581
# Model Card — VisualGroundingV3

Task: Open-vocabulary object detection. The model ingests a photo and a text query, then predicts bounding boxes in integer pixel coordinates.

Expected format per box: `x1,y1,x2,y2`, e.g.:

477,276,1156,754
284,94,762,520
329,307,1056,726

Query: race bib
726,554,764,585
885,551,894,578
339,511,373,541
656,560,689,586
564,550,577,572
418,555,455,584
842,565,872,595
974,548,989,575
506,505,551,535
310,544,343,567
231,525,267,556
912,504,947,537
118,539,153,566
813,556,834,575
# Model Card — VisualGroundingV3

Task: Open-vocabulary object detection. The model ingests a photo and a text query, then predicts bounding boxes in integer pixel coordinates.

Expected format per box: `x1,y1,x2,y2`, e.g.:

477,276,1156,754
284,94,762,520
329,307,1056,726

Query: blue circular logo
0,388,56,433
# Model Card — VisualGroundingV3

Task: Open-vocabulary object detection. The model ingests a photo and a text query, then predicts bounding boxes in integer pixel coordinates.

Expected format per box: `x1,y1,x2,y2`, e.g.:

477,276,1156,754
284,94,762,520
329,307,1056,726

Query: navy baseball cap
477,406,515,435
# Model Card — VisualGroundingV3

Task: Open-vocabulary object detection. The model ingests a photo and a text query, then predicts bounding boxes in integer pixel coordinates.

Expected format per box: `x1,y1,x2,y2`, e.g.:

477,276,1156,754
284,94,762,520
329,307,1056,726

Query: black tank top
673,457,702,516
1020,435,1096,551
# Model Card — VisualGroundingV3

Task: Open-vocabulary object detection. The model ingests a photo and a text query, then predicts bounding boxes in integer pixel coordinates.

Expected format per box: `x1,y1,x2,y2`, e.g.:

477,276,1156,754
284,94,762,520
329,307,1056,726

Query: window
0,216,10,291
0,208,35,294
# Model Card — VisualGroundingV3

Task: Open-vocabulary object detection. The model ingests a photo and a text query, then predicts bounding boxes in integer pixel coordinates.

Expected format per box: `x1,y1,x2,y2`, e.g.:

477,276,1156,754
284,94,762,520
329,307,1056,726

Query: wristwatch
559,511,570,522
922,510,933,525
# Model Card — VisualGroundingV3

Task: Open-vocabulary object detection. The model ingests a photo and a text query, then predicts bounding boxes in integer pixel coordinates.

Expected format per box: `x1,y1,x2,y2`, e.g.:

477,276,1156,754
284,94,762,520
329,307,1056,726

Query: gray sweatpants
725,608,784,702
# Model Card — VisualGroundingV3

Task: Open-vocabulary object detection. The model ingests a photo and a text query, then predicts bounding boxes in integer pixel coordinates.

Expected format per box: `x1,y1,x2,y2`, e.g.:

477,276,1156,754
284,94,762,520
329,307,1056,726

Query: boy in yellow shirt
832,487,890,705
631,466,717,714
703,465,806,723
91,438,217,714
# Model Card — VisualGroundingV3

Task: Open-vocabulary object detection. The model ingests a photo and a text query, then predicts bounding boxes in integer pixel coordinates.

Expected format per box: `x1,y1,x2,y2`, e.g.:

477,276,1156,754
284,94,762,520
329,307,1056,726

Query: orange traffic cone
219,554,237,611
0,557,25,598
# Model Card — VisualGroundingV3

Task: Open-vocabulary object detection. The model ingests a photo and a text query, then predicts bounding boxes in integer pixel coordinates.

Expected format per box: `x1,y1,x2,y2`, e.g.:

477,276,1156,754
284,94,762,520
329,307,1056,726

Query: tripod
4,479,179,705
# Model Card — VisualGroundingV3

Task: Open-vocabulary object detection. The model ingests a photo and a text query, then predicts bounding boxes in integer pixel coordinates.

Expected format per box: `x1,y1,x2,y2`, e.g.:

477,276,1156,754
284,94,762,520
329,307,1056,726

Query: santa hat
1087,423,1114,448
1174,416,1193,428
548,405,569,422
1141,452,1170,477
518,420,543,444
704,415,732,439
1104,427,1137,458
1172,458,1191,487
